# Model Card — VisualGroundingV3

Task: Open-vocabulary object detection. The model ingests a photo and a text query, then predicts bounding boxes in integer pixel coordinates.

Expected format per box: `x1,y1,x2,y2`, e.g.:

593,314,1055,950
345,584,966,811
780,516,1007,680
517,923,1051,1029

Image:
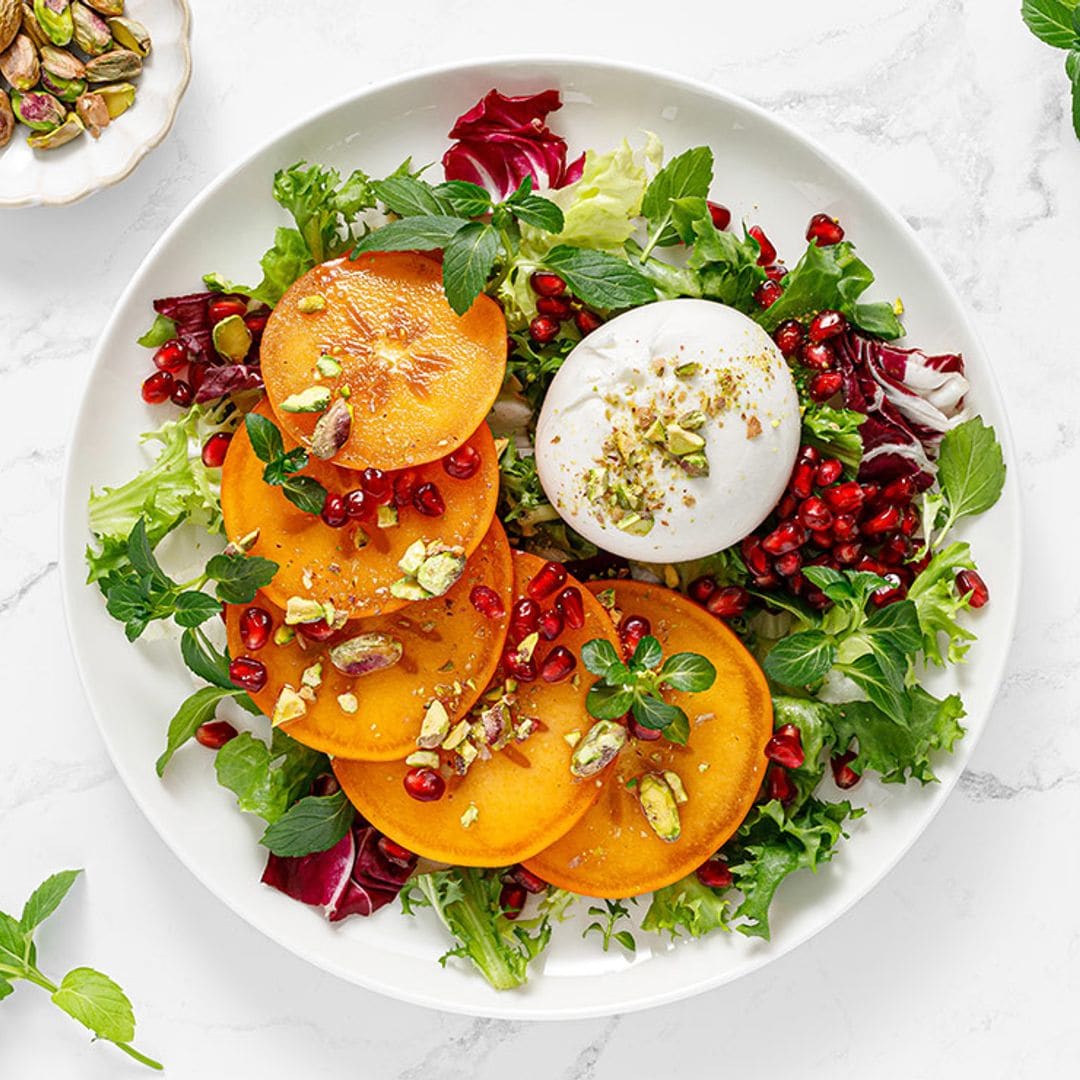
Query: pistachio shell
83,45,139,81
106,13,147,55
75,89,107,136
0,88,14,149
83,0,122,14
20,2,48,49
0,31,38,90
33,0,72,46
0,0,19,52
70,0,107,52
95,78,133,117
12,88,64,130
328,632,403,677
39,67,84,102
26,108,82,148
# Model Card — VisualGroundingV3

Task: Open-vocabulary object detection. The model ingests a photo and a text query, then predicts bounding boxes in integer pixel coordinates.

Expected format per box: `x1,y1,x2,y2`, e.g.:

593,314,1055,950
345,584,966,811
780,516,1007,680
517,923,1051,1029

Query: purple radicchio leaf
193,364,264,403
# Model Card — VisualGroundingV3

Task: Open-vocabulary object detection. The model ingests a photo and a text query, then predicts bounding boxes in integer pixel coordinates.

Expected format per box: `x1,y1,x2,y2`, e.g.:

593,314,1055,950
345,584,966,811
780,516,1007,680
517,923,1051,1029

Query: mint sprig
1022,0,1080,138
245,412,329,515
0,871,161,1070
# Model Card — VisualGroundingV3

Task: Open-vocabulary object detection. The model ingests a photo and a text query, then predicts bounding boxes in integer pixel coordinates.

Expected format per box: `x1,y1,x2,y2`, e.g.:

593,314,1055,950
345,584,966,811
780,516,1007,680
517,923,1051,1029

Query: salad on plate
84,88,1005,990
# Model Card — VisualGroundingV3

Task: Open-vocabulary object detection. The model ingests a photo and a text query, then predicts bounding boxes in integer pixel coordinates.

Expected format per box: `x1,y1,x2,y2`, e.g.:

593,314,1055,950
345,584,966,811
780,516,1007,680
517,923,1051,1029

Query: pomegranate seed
764,263,787,283
320,493,349,528
502,645,537,682
882,476,915,504
229,656,267,692
956,569,989,608
834,541,863,566
403,767,445,802
749,225,776,265
619,614,652,657
870,573,906,608
208,297,247,323
688,575,718,605
808,309,847,343
529,315,560,344
444,444,481,480
830,749,860,789
806,589,831,610
860,482,880,502
773,319,805,356
536,295,572,320
856,557,889,576
824,482,865,514
188,363,207,394
377,836,416,867
696,858,733,890
574,309,604,335
789,571,807,595
815,458,844,488
244,311,269,337
195,720,237,749
509,865,548,894
343,488,375,521
765,724,805,768
413,482,446,517
754,280,783,309
766,765,797,804
810,528,835,549
791,461,815,499
538,607,564,641
527,561,567,601
500,882,527,920
832,513,858,541
239,606,272,650
153,339,187,372
801,341,836,371
777,492,799,520
798,495,834,530
297,619,336,642
360,468,393,503
706,585,750,619
707,201,731,230
798,444,821,465
555,586,585,629
809,372,844,402
879,535,911,565
530,271,567,297
169,379,193,407
540,645,576,683
742,536,771,577
393,469,420,507
201,432,231,468
861,505,901,537
141,370,174,404
754,571,781,589
774,551,802,577
807,212,845,246
509,598,541,641
761,521,807,556
470,585,505,620
311,773,341,797
629,717,662,741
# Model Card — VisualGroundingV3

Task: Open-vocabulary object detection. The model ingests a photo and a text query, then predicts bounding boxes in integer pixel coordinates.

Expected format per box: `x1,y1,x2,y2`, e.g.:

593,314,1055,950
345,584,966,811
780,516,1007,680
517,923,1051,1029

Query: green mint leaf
136,315,177,349
215,730,327,824
936,417,1006,529
156,686,247,777
351,215,471,256
631,693,684,732
172,590,222,628
1070,50,1080,138
581,638,624,678
262,449,309,487
801,565,848,594
260,790,354,856
0,975,13,1000
841,654,912,727
1021,0,1080,48
104,581,153,643
585,683,635,720
125,519,171,590
245,412,284,464
442,222,500,316
853,301,904,338
205,552,279,604
280,474,328,515
762,630,837,686
658,651,717,692
682,217,766,311
20,870,82,934
641,146,714,245
0,910,30,973
371,176,450,217
630,634,663,671
541,245,656,309
180,627,230,687
432,180,493,218
507,195,564,233
662,707,691,746
51,967,135,1044
863,599,922,656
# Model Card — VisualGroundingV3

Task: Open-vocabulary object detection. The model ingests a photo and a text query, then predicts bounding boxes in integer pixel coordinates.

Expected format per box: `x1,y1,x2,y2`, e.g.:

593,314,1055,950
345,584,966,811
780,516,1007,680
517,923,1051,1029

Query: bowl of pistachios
0,0,190,207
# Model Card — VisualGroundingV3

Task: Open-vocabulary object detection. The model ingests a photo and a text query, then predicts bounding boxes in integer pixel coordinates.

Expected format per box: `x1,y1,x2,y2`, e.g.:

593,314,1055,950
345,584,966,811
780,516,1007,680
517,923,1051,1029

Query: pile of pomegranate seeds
527,271,603,342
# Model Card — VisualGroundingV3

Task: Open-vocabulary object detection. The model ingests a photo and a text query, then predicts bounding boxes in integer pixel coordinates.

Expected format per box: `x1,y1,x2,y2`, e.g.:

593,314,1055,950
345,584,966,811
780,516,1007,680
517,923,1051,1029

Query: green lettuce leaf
801,404,865,472
907,541,978,665
642,874,730,939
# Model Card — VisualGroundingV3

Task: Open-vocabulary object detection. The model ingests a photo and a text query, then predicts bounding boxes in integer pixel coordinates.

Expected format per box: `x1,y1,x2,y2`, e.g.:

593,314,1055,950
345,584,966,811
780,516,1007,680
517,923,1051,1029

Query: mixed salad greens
85,88,1005,991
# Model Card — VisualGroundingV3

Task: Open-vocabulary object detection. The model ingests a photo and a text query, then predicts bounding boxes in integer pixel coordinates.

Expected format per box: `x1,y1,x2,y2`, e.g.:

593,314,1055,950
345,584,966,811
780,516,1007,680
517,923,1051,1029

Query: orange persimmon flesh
225,522,513,760
220,401,499,620
333,552,622,867
524,580,772,898
259,252,507,470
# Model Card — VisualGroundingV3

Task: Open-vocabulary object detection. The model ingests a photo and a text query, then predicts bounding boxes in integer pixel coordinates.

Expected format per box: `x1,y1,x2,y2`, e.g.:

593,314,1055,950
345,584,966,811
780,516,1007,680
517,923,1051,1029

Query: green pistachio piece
272,625,295,646
637,773,682,842
26,110,82,148
680,452,710,478
296,293,326,314
0,89,14,149
40,42,84,78
388,578,432,602
222,529,259,555
441,719,471,752
514,631,539,663
42,70,86,103
106,14,148,55
328,632,403,677
0,32,39,90
12,88,64,130
616,512,654,536
417,699,450,749
397,539,427,577
300,662,322,689
71,1,110,53
83,0,122,15
95,79,133,117
415,550,466,597
210,314,252,362
352,526,369,549
643,418,666,443
270,685,307,728
279,386,330,414
315,354,342,377
376,505,398,529
570,719,627,779
336,692,358,714
310,397,351,461
664,423,706,457
75,89,107,136
284,596,330,625
33,0,72,46
584,467,607,503
677,410,707,431
405,750,440,769
83,46,140,82
459,802,479,829
675,361,701,378
662,769,689,805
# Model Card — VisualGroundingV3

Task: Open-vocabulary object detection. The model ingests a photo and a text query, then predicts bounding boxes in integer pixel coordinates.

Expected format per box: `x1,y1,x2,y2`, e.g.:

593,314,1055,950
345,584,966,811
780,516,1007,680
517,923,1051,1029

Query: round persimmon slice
225,521,513,760
524,580,772,898
259,252,507,470
220,401,499,620
333,553,621,867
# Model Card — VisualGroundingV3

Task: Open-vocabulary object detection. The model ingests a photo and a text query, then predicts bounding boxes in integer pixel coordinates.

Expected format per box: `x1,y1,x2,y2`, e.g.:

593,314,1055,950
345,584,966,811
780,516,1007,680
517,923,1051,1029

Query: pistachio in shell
106,13,147,56
19,2,48,48
0,88,14,149
0,31,38,90
75,89,107,136
83,0,122,15
310,397,352,461
40,42,84,78
32,0,71,46
70,0,108,53
39,67,84,102
95,78,133,117
26,108,82,148
0,0,20,52
83,45,139,82
328,632,403,678
12,88,64,130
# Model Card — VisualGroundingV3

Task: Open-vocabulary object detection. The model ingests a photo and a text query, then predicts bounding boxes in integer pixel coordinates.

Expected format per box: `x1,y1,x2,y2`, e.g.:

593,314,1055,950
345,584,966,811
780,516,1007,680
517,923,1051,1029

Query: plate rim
58,53,1023,1019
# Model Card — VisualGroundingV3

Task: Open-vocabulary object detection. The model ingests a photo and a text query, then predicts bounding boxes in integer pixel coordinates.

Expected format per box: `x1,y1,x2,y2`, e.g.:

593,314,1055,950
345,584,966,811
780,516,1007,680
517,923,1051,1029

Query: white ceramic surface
0,0,190,208
58,57,1020,1020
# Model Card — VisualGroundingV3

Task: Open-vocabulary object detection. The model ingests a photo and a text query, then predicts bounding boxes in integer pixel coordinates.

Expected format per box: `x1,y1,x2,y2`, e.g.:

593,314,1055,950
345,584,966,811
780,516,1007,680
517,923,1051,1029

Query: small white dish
0,0,190,208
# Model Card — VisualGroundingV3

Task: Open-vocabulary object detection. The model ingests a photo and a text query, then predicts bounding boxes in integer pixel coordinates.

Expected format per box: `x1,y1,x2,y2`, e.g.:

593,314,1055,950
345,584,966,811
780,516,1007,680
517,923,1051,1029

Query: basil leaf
205,552,279,604
19,870,82,934
936,417,1006,526
442,222,500,316
171,590,222,628
762,630,837,686
371,176,450,217
51,967,135,1045
631,694,684,732
156,686,246,777
432,180,493,218
351,215,470,256
245,412,283,464
841,654,912,727
641,146,714,245
281,475,328,515
260,790,354,856
586,683,635,720
659,652,717,692
581,638,623,678
136,314,177,349
542,246,656,309
1021,0,1080,48
507,195,564,233
630,634,663,671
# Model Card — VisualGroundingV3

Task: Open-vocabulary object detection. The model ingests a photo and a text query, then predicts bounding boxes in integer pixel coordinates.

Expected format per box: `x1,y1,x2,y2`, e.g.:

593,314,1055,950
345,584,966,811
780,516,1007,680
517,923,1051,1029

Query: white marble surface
2,0,1078,1075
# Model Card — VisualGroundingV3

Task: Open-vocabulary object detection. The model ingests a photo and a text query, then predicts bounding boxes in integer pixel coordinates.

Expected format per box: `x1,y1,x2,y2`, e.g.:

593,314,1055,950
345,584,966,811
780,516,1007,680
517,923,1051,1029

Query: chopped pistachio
457,739,479,767
271,685,307,727
389,578,432,601
675,361,701,378
460,802,479,829
279,386,331,414
337,692,358,714
643,418,667,443
698,762,710,773
678,410,707,431
297,293,326,314
353,526,369,549
664,423,706,456
442,719,471,752
616,512,654,536
514,717,539,741
273,625,296,647
416,550,466,596
301,662,323,689
417,699,451,749
222,529,260,555
893,296,905,316
563,730,582,748
315,354,342,377
637,773,682,841
398,539,428,577
584,466,607,503
211,314,252,363
377,505,398,528
662,769,689,805
516,631,540,663
680,453,710,478
284,596,330,625
405,750,440,769
570,720,627,779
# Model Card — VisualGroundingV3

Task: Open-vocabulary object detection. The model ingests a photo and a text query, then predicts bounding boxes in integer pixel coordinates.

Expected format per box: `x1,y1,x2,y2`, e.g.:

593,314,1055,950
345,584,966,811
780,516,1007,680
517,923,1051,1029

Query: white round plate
59,57,1020,1019
0,0,190,208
